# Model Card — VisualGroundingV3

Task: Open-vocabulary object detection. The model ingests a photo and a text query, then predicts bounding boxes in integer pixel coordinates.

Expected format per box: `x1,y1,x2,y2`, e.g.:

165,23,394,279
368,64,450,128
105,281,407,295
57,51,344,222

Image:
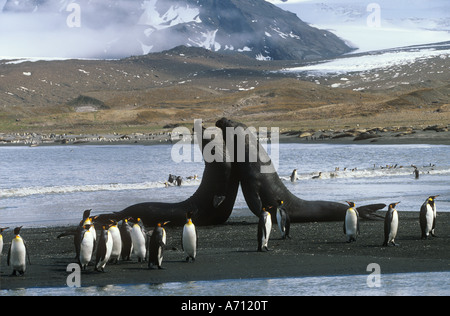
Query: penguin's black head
389,202,400,209
428,195,439,206
346,201,355,208
13,226,23,235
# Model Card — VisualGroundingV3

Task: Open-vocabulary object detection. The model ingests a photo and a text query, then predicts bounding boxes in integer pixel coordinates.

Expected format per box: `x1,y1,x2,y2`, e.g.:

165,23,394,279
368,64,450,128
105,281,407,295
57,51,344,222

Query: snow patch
283,48,450,75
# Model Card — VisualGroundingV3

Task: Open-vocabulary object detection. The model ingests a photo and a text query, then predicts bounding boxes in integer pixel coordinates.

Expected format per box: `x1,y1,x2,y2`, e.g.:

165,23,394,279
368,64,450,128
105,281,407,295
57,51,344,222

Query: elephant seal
215,117,385,222
97,124,239,227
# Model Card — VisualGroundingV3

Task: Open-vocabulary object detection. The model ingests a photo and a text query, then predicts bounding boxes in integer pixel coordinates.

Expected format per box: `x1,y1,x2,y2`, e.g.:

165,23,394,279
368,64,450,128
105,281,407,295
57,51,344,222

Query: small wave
0,179,201,198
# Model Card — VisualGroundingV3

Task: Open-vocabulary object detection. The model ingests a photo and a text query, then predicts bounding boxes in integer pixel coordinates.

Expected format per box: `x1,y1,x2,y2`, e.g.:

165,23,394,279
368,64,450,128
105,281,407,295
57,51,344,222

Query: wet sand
1,211,449,291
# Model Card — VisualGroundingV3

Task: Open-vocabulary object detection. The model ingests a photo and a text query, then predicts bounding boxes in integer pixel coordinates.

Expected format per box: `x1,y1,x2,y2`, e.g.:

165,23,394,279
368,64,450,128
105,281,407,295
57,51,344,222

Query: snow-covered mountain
268,0,450,53
0,0,352,60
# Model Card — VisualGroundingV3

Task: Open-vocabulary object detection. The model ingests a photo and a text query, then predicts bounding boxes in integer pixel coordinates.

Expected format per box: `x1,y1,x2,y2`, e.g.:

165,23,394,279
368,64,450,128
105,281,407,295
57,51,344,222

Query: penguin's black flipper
7,244,11,266
358,203,386,220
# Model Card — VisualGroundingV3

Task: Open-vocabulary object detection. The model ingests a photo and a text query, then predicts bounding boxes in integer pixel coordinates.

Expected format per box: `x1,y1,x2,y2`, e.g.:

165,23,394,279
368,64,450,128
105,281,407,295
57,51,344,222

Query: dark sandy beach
1,211,449,291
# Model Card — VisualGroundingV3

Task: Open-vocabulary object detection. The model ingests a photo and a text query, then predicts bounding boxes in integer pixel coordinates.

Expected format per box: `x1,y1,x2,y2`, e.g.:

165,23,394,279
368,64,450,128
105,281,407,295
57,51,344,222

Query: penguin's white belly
80,231,94,267
425,205,434,234
0,236,3,256
109,227,122,260
345,211,358,236
131,226,146,259
11,239,26,271
183,225,197,258
389,212,399,242
262,217,272,247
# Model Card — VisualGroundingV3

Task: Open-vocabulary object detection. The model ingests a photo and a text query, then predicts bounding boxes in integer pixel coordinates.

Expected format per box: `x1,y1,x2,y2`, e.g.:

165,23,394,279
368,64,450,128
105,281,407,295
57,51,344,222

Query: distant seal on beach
215,118,386,223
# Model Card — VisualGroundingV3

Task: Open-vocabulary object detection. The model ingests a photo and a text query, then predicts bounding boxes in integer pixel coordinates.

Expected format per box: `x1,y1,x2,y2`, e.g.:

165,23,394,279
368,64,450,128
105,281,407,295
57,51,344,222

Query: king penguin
420,195,439,239
7,226,31,276
108,220,122,264
95,225,113,272
344,201,360,243
257,207,272,252
276,200,291,240
0,227,9,258
120,218,133,261
131,218,146,262
383,202,400,247
182,211,197,262
290,169,297,182
148,221,169,269
78,224,94,270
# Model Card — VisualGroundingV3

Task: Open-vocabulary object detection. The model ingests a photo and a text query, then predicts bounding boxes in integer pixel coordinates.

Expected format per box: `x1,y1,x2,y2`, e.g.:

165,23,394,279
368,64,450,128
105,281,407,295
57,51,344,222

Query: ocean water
2,271,450,296
0,143,449,227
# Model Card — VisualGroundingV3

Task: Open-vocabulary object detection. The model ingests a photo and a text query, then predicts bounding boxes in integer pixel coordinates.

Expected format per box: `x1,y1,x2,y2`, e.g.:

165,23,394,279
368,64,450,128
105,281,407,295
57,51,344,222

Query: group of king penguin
69,209,197,272
0,209,197,276
258,195,440,252
258,200,291,252
343,195,440,246
0,196,441,276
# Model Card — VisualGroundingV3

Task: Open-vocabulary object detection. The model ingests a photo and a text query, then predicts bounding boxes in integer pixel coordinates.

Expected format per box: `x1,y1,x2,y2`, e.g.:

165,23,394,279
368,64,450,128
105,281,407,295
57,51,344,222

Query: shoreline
1,125,449,147
1,212,449,291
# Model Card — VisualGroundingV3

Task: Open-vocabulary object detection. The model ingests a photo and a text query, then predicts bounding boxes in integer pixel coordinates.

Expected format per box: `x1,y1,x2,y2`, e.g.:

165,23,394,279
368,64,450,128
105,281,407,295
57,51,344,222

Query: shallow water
1,271,449,296
1,143,449,227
